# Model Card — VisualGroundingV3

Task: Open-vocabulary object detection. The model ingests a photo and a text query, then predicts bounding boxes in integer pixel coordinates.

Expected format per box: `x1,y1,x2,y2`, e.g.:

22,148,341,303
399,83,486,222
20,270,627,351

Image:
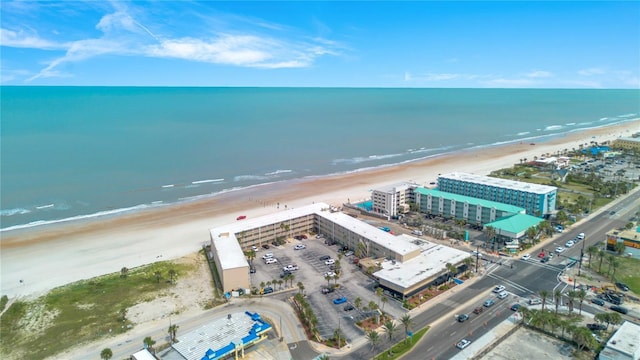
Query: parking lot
249,235,406,342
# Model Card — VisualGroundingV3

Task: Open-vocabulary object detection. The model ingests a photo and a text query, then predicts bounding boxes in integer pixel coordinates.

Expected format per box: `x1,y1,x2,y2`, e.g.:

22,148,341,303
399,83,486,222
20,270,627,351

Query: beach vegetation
0,260,193,360
0,295,8,312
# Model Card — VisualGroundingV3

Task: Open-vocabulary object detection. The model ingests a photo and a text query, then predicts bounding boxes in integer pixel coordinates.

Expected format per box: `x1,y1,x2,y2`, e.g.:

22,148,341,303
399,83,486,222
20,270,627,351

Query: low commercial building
612,137,640,151
483,213,545,253
130,349,156,360
414,187,526,225
371,181,419,218
437,172,557,217
373,235,470,298
171,311,272,360
599,321,640,360
606,225,640,258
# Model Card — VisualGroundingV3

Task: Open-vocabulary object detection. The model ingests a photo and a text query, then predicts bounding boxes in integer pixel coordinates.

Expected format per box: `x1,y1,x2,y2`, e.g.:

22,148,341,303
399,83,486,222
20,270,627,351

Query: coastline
1,120,639,299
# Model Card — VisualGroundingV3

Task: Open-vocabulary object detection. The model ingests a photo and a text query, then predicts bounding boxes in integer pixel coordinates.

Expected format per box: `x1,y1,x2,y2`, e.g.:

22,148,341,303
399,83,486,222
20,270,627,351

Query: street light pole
475,246,480,273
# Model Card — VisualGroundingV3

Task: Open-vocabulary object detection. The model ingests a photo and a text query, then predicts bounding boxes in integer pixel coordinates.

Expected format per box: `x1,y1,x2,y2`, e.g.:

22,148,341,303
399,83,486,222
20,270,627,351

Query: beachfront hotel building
371,181,419,218
414,187,527,225
612,137,640,151
437,172,557,217
210,202,468,298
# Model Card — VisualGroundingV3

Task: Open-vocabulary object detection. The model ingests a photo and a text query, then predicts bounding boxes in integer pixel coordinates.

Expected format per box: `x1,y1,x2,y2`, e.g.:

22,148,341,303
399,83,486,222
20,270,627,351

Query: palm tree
554,289,562,314
539,290,549,312
445,262,457,284
366,330,380,353
245,250,256,264
120,267,129,278
383,320,397,343
381,296,388,313
463,257,473,277
597,250,606,273
573,327,595,351
297,281,305,294
525,226,537,244
566,290,577,313
143,336,156,353
608,312,623,329
325,274,332,287
594,312,609,329
168,324,179,343
610,259,620,280
333,328,343,348
168,269,177,284
485,226,497,249
100,348,113,360
400,314,413,343
375,287,384,308
355,297,362,311
318,354,330,360
577,289,586,315
606,254,616,276
587,246,599,268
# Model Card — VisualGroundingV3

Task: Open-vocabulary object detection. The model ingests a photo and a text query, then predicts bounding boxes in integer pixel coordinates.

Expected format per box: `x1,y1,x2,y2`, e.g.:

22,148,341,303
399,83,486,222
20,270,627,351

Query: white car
471,250,483,258
323,271,336,278
492,285,506,293
497,291,509,299
565,240,574,248
325,259,335,265
261,253,274,260
265,258,278,264
456,339,471,350
283,264,299,271
294,244,306,250
555,247,565,253
521,254,531,261
251,246,258,252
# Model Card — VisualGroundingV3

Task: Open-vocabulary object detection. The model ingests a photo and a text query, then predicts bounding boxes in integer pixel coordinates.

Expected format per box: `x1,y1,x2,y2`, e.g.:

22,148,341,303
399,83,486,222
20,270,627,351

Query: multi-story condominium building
437,172,557,217
414,187,526,225
371,181,419,218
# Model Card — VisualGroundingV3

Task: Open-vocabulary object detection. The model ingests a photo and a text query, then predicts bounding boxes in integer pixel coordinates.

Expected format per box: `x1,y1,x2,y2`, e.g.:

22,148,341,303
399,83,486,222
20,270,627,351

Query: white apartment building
371,182,419,218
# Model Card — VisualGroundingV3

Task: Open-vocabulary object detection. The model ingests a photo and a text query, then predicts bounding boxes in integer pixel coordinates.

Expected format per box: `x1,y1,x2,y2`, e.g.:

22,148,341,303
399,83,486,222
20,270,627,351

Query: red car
236,215,247,220
537,252,546,258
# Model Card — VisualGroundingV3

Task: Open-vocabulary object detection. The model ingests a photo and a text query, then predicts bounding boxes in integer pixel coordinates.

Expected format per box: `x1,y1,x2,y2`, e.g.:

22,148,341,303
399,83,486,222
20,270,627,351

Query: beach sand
2,121,639,299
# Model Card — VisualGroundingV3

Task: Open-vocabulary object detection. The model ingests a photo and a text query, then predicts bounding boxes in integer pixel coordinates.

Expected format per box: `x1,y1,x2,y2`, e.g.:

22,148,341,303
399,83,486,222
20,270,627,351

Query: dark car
262,244,270,249
263,287,274,294
616,282,630,292
510,304,521,311
591,298,605,306
249,266,256,274
587,323,607,331
473,307,484,314
319,255,331,261
344,304,355,311
610,305,628,314
541,256,550,263
457,314,469,322
321,287,335,294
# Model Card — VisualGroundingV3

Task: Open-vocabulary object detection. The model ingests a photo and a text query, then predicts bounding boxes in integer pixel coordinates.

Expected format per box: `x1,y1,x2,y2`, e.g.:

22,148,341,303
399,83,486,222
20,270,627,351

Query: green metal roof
485,213,543,234
415,187,526,214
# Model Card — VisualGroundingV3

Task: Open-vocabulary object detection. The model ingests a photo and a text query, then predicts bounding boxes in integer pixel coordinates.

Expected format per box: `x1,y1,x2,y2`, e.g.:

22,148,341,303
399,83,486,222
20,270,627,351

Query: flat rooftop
372,181,419,194
415,187,526,214
373,235,470,290
439,172,557,194
210,202,421,262
600,321,640,359
172,311,271,360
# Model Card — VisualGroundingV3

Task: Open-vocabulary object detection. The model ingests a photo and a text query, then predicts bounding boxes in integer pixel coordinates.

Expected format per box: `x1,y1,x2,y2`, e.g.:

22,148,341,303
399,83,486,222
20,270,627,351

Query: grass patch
611,256,640,294
374,327,429,360
0,261,193,360
0,295,8,312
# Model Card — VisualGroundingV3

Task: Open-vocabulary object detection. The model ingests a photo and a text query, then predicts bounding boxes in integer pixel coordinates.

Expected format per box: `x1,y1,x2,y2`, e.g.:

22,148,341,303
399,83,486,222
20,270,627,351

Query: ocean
1,87,639,231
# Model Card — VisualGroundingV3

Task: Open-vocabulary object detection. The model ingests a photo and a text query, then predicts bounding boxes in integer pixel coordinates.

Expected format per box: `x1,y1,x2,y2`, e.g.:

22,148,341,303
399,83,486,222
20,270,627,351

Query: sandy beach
2,121,639,299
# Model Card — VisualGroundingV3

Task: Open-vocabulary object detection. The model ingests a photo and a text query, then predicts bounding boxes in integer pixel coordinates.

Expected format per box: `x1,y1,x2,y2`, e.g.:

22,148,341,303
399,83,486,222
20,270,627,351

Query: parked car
457,314,469,322
263,287,274,294
321,287,335,294
610,305,628,314
587,323,607,331
280,271,291,278
577,232,585,240
294,244,306,250
262,253,274,260
484,299,496,307
262,244,270,249
265,258,278,264
616,282,630,292
319,255,331,261
497,291,509,299
324,271,336,278
333,297,348,305
249,266,256,274
325,259,335,265
471,250,483,258
537,252,546,258
344,250,354,257
493,285,506,293
591,298,605,306
529,298,542,305
521,254,531,261
283,264,299,272
343,304,355,311
456,339,471,350
251,246,258,252
510,304,521,311
236,215,247,220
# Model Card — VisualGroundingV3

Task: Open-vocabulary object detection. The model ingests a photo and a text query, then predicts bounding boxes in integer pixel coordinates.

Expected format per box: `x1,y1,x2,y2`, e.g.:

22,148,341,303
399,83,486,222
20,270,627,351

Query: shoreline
2,120,639,299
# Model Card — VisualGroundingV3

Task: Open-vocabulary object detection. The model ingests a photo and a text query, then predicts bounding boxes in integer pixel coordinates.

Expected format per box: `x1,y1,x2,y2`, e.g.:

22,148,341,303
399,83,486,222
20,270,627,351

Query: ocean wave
234,175,269,182
1,208,32,217
516,131,530,136
36,204,54,210
265,169,292,176
331,152,404,165
544,125,563,131
161,184,175,188
191,178,224,185
0,203,159,232
565,123,576,126
618,113,636,118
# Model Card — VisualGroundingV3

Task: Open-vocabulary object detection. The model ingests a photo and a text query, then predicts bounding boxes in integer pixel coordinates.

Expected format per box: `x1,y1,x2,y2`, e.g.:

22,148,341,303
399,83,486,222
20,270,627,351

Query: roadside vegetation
0,260,193,360
373,327,428,360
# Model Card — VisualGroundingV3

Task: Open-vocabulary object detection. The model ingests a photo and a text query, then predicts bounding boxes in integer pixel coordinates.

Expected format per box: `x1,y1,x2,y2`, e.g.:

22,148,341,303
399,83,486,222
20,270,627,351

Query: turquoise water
1,87,639,231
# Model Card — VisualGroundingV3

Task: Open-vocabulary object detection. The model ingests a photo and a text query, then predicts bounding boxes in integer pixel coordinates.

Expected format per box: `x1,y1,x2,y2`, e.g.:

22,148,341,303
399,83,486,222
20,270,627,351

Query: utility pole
475,246,480,273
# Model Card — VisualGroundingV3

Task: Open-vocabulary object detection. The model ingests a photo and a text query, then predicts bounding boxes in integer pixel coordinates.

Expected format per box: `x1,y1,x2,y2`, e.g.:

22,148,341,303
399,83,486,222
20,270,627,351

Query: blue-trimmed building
437,172,557,217
414,187,526,225
171,311,272,360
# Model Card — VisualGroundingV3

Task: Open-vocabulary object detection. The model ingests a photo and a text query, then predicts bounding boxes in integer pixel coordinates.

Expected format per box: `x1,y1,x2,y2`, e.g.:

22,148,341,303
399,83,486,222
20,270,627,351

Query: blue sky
1,1,639,88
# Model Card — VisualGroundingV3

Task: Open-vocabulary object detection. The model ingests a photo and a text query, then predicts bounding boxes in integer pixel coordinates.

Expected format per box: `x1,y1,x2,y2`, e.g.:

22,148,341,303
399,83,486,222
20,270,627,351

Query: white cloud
526,70,553,78
0,28,67,49
578,67,606,76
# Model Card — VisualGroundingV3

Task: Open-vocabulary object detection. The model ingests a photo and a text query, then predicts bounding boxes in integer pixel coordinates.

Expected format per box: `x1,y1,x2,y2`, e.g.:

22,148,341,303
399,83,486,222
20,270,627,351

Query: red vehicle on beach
236,215,247,220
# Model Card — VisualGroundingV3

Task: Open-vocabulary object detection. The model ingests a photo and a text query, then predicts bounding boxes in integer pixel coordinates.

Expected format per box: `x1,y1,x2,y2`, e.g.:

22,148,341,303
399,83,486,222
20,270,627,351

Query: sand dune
2,121,639,299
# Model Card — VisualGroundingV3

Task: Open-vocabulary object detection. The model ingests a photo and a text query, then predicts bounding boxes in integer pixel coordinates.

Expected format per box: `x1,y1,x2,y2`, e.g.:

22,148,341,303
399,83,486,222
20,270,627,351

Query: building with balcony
371,181,419,218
